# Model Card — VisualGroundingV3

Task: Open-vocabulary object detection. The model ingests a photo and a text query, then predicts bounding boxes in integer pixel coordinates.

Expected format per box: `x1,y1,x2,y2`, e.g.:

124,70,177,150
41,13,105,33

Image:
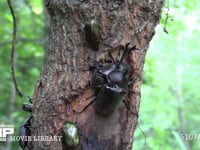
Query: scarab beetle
84,19,101,50
62,122,79,149
19,100,32,149
91,43,137,115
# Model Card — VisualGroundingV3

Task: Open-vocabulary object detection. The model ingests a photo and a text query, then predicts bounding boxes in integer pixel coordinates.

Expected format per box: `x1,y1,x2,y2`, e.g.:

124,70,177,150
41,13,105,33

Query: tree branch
163,0,170,34
7,0,23,97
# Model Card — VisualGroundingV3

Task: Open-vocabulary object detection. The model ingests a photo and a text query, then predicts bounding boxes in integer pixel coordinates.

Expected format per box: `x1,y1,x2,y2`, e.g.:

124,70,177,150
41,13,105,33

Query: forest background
0,0,199,149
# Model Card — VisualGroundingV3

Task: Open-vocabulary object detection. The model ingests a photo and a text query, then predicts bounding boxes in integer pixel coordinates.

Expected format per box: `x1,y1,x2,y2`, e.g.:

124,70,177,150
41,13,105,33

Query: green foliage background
0,0,44,149
133,0,200,150
0,0,199,149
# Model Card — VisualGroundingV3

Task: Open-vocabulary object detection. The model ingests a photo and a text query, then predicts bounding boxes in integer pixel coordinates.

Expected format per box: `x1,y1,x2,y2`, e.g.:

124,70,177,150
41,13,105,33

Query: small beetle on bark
84,19,101,50
62,122,79,149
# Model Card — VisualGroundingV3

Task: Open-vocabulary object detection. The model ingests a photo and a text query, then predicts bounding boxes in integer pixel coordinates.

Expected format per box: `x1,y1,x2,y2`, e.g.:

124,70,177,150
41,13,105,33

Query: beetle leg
28,96,32,103
122,100,138,117
128,77,137,86
76,99,96,113
125,42,139,52
108,50,115,63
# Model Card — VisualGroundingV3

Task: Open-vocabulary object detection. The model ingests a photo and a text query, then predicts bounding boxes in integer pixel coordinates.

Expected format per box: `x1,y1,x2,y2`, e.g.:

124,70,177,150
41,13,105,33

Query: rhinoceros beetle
19,116,32,149
91,43,136,86
80,43,137,116
19,99,32,149
92,43,137,115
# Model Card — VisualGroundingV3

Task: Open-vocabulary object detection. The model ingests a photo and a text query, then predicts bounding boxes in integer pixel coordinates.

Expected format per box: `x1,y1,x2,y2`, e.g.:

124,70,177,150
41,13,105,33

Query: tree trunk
31,0,164,149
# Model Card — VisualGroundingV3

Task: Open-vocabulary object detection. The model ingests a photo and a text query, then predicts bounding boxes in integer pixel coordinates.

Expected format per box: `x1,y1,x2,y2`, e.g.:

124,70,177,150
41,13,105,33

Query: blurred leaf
29,0,43,15
172,131,187,150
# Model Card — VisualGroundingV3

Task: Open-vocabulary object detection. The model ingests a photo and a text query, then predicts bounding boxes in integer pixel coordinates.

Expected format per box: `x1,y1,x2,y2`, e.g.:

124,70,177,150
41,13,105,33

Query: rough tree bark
31,0,164,150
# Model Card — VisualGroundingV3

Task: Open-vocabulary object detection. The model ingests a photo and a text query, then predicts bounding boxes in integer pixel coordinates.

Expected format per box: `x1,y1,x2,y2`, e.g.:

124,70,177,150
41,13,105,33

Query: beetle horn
117,43,137,67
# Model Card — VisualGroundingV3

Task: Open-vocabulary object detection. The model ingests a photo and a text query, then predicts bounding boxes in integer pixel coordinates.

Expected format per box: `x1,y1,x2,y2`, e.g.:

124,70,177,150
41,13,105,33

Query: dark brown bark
31,0,164,150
